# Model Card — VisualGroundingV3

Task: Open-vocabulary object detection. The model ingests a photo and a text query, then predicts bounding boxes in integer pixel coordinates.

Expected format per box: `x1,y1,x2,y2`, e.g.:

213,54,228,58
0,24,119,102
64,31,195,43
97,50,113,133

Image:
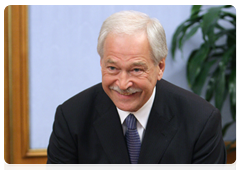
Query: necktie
125,114,141,164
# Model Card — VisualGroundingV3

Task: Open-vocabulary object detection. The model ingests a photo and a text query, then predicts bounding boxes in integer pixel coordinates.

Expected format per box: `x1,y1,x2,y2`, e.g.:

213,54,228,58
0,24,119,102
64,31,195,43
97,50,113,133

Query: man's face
101,32,165,112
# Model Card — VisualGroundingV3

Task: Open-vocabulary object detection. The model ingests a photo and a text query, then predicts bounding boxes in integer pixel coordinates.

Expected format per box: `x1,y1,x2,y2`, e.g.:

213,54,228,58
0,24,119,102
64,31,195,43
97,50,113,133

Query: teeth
120,93,132,96
119,91,137,96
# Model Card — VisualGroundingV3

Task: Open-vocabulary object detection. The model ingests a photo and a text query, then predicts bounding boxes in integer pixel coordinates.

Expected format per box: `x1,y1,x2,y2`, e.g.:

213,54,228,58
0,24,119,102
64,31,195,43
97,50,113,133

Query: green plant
171,5,236,142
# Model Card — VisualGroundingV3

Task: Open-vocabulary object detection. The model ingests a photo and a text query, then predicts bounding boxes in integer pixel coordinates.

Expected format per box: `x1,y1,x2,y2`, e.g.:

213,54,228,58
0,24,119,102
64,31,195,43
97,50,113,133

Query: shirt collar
117,87,156,130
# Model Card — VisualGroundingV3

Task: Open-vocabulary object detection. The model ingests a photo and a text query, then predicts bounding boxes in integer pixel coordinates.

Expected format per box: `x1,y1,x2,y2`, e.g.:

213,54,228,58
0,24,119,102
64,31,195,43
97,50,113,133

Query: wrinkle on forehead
106,58,148,68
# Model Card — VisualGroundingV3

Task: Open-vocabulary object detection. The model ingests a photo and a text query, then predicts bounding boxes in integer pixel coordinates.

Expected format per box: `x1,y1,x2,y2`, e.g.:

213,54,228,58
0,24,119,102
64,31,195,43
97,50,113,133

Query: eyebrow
106,59,116,64
132,62,148,69
106,59,148,69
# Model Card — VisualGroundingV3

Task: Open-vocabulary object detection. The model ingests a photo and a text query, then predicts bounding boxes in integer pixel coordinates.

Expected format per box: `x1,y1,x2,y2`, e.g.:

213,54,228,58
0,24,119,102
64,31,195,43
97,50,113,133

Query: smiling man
101,32,164,112
47,10,226,164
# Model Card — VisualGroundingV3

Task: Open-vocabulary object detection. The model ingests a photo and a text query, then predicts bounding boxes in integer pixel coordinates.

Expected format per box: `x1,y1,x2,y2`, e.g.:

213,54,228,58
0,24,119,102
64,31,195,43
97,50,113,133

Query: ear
157,58,165,80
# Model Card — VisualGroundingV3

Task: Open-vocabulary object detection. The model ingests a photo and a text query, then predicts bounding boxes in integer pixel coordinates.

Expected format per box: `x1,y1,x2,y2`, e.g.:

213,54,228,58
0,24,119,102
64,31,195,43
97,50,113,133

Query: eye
107,66,117,72
133,68,141,72
131,68,144,76
109,66,116,70
107,66,119,74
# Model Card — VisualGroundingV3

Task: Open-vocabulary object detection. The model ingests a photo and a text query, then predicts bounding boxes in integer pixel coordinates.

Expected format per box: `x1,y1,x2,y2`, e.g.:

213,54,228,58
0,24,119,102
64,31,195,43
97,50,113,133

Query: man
47,10,226,164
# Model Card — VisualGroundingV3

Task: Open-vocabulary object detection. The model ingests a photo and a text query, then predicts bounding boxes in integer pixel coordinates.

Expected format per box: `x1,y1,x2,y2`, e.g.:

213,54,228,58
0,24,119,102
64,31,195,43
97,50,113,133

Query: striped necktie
125,114,141,164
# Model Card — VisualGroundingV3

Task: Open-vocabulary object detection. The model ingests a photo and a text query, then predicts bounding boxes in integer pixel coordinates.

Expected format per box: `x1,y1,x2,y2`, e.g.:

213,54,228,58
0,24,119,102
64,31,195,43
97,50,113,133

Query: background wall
28,5,236,149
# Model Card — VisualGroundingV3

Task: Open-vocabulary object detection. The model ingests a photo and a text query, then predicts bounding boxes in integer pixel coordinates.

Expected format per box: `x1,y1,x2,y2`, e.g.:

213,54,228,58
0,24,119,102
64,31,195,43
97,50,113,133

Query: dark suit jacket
47,79,226,164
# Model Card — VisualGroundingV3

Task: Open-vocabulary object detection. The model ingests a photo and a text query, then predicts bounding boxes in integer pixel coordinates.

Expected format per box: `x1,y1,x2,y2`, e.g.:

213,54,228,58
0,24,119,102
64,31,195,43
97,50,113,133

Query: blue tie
125,114,141,164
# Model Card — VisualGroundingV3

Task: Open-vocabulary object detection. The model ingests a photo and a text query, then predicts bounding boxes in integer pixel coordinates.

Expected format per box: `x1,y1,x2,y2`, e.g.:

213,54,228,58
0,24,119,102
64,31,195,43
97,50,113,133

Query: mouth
117,91,138,96
112,89,142,100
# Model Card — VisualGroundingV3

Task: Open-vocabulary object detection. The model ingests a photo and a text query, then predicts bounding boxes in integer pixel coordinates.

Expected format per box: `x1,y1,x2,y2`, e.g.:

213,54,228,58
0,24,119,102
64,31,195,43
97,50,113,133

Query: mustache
109,86,142,95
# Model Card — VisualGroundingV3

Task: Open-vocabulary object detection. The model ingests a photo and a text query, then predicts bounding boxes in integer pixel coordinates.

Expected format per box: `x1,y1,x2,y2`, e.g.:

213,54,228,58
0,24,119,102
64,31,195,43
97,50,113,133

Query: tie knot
125,114,137,129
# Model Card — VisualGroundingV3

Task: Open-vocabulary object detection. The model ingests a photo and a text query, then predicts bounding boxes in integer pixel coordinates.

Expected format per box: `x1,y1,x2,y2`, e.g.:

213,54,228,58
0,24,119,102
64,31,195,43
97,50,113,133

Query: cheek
101,68,110,80
149,67,162,82
133,75,158,93
139,72,157,84
102,73,116,86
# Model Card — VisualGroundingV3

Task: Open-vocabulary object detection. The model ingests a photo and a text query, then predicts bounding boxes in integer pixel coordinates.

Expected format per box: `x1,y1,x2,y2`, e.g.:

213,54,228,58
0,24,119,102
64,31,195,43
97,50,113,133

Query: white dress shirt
117,87,156,142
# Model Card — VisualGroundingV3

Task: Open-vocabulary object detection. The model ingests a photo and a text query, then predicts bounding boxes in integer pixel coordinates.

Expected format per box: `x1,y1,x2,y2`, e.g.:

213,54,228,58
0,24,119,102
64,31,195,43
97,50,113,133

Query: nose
116,71,133,90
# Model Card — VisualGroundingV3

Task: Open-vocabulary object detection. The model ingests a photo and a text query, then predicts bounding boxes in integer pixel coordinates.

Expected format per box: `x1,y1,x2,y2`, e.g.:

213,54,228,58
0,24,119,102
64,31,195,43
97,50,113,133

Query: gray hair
97,10,168,64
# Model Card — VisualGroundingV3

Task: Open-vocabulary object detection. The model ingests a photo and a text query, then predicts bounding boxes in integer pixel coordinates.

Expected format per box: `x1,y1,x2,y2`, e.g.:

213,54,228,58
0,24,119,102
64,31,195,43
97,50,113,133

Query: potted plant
171,5,236,150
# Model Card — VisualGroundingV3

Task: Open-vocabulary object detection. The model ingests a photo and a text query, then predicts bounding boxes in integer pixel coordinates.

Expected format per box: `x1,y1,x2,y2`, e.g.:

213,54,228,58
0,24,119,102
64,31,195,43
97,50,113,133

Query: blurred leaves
171,5,236,138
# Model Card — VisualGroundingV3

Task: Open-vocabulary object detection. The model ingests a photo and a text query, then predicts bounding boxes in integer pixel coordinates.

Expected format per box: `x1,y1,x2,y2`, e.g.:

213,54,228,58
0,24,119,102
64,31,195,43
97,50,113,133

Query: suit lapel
92,80,179,164
138,108,178,163
93,89,130,164
138,80,179,163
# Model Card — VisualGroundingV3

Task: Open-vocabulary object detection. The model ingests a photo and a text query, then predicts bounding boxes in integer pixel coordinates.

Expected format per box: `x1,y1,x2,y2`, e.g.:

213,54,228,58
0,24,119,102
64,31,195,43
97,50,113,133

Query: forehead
103,32,152,60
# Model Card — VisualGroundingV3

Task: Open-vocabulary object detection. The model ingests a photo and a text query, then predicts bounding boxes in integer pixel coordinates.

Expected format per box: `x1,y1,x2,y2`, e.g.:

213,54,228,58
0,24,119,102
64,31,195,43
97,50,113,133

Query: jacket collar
93,87,130,163
93,80,179,163
138,81,178,163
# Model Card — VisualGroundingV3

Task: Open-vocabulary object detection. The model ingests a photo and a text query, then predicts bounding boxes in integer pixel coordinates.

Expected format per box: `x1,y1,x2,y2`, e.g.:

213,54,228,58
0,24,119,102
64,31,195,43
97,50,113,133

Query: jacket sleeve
47,105,78,164
192,108,226,164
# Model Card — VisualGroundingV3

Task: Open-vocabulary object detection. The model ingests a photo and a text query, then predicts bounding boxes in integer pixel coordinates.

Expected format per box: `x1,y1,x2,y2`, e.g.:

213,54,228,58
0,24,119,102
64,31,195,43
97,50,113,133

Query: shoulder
52,83,114,136
61,83,104,109
55,83,108,124
157,79,215,109
156,79,219,121
155,79,222,140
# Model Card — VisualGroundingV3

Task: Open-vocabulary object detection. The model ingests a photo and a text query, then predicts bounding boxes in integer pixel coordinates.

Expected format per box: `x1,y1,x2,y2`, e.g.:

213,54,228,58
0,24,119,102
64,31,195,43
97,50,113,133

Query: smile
117,91,138,96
